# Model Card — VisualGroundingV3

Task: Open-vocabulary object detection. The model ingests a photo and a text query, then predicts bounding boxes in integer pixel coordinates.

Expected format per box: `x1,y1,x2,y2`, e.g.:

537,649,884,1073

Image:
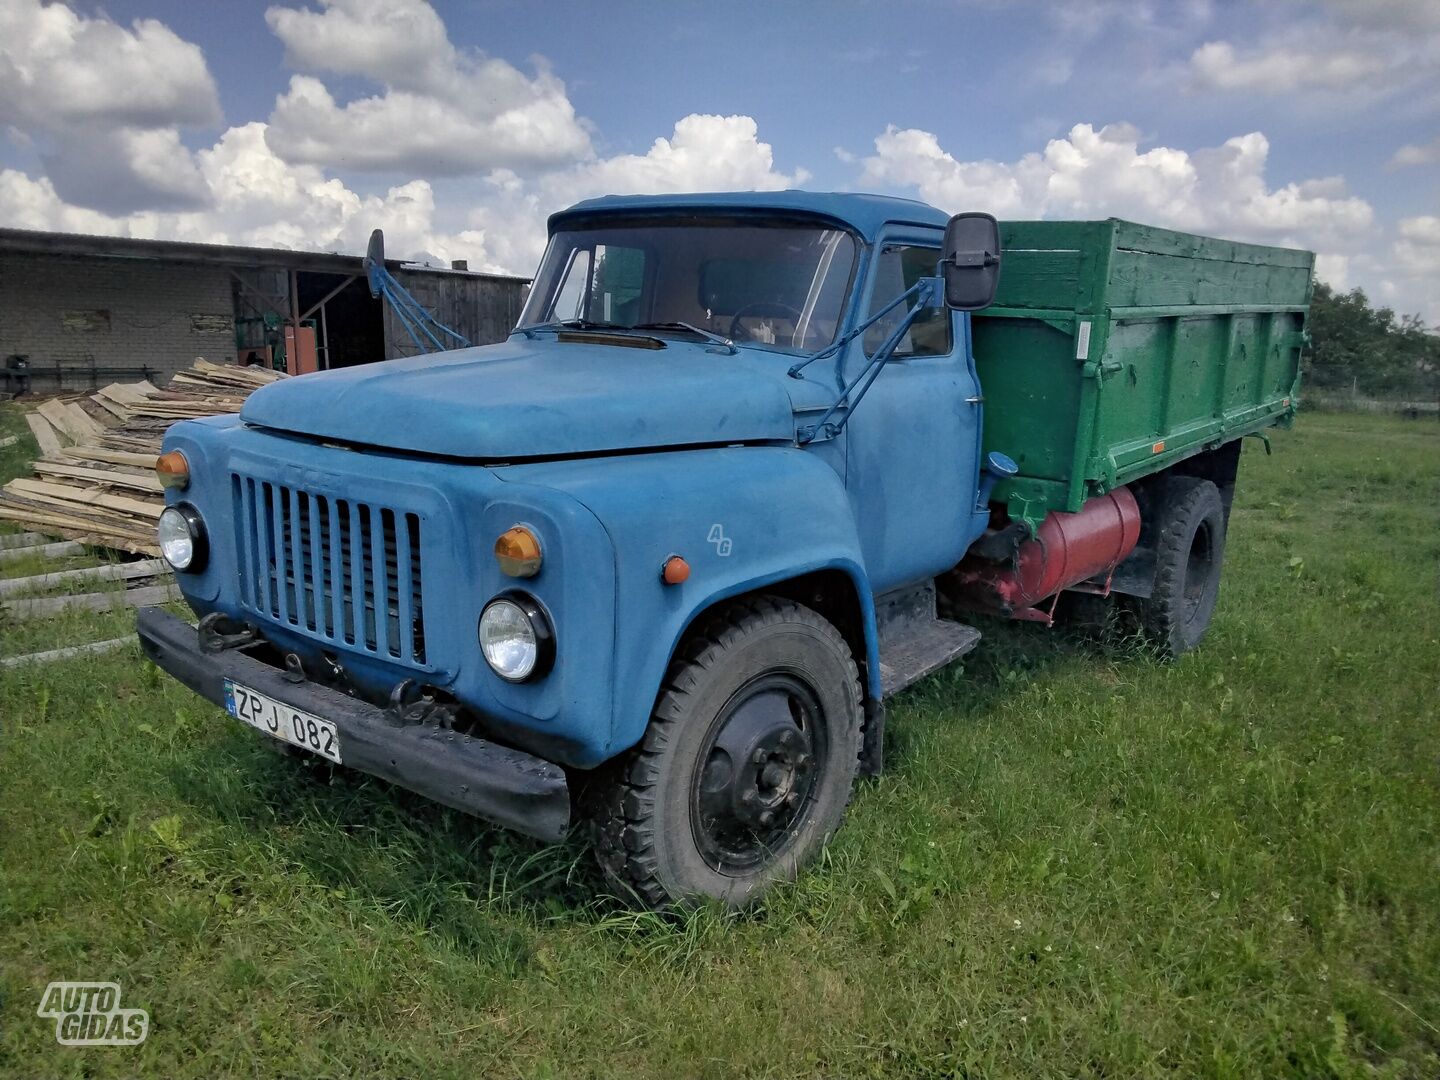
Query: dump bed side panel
973,219,1312,527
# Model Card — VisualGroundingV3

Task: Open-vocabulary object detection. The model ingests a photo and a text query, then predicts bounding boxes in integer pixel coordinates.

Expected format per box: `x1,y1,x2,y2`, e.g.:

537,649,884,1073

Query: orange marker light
1151,440,1166,455
155,450,190,490
495,526,542,578
661,555,690,585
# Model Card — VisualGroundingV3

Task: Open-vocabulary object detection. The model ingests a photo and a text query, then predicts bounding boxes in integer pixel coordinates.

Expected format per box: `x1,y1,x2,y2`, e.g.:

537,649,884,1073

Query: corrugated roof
0,227,529,282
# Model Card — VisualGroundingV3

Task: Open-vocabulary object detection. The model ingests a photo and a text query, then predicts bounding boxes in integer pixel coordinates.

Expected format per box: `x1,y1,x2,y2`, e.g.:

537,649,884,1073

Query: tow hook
282,653,306,683
197,612,259,654
386,678,455,728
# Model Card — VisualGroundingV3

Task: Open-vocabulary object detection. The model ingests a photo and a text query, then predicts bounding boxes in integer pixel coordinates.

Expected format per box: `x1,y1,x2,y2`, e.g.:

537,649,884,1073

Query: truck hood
239,337,800,459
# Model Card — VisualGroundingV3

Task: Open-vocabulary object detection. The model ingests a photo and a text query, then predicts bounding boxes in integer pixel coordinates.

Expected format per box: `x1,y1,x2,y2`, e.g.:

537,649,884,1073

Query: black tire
1134,476,1226,658
588,596,863,908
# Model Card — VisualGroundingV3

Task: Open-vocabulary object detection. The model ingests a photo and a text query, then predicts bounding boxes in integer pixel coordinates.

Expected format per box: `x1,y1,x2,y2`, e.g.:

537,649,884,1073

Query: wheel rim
1182,518,1216,621
690,672,826,874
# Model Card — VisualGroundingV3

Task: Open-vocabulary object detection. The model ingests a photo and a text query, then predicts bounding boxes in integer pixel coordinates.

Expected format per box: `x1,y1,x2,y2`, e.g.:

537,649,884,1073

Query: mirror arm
796,277,941,444
944,251,999,270
787,277,935,379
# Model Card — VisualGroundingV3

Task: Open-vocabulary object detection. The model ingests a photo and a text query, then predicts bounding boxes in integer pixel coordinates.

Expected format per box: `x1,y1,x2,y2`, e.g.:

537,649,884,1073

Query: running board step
878,618,981,697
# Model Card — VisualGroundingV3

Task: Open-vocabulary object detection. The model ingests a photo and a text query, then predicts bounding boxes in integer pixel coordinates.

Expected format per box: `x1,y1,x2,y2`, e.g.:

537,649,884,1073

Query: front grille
232,475,427,665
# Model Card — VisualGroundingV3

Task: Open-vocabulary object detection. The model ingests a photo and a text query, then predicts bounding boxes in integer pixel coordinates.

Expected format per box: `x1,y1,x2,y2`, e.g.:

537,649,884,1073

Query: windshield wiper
519,318,634,337
632,321,737,354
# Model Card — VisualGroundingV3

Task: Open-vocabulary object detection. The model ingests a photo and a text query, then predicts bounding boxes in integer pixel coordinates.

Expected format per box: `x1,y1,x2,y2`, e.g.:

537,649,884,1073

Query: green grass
2,409,1437,1078
0,403,34,489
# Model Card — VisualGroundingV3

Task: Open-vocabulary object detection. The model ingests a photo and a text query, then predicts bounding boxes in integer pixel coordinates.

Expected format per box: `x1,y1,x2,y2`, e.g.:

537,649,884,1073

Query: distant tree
1305,282,1439,400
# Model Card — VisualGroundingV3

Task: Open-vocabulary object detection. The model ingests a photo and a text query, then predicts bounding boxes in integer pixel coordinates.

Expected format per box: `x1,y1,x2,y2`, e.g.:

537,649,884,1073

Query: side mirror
940,212,1001,311
364,228,386,299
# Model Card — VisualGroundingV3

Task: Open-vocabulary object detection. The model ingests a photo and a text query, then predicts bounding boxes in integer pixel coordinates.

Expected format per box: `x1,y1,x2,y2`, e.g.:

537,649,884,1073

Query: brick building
0,229,530,392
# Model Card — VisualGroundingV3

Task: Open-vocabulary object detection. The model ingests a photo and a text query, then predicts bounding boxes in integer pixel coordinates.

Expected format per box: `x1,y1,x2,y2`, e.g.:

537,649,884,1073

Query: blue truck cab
138,191,1278,906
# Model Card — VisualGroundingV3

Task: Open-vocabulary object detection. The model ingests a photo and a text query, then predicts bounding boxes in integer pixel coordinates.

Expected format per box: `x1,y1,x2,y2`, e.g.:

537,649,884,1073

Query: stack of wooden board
0,360,285,555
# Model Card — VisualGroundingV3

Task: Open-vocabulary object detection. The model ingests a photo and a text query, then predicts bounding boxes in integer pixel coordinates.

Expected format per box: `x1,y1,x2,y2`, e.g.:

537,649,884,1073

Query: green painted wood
1111,219,1315,269
974,219,1313,527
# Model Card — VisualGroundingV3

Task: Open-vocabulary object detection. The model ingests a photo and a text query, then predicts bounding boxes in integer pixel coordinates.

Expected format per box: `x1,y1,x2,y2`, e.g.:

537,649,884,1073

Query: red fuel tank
949,487,1141,623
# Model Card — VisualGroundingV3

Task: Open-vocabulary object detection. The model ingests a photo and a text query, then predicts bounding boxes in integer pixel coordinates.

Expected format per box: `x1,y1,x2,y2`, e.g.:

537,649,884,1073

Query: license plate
224,680,342,764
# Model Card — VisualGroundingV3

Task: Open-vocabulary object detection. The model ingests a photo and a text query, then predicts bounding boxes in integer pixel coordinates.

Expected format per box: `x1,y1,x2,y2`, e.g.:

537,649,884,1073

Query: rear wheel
1134,476,1226,657
588,596,863,908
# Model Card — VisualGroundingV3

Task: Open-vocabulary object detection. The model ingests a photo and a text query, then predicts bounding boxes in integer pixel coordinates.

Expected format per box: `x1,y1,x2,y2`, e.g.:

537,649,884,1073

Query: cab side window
550,244,647,324
592,245,646,324
863,245,953,357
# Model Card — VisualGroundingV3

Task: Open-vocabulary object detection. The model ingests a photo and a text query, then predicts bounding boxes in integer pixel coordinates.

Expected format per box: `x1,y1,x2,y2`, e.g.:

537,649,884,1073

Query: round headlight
478,593,554,682
158,503,207,572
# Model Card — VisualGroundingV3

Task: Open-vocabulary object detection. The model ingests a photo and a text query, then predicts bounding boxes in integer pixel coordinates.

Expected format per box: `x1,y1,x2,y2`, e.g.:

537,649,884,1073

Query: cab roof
550,191,949,243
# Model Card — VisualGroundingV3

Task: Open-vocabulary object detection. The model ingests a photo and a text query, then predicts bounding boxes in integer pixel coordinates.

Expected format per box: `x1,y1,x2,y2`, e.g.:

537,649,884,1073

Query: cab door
842,231,984,593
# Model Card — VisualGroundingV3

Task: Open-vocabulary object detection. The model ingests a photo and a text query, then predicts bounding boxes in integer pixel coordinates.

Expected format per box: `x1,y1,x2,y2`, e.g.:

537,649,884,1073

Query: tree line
1305,282,1439,401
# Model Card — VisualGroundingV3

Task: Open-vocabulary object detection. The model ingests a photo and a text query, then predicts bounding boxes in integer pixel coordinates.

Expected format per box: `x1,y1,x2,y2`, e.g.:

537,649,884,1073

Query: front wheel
588,596,863,908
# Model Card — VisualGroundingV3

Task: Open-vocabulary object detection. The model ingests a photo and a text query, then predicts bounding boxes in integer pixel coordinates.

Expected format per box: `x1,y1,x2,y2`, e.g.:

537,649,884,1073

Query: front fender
501,447,878,761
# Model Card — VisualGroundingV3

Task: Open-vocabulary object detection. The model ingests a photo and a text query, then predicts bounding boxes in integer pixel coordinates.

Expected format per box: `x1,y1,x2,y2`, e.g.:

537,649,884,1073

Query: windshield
517,219,858,351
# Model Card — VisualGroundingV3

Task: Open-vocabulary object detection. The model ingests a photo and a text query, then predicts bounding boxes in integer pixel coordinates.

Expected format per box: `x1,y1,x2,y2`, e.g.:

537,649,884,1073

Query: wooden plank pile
0,360,286,555
0,531,179,668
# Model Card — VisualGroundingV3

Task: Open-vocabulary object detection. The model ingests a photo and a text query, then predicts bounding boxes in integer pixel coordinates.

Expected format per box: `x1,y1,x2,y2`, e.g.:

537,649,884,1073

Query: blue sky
1,0,1437,317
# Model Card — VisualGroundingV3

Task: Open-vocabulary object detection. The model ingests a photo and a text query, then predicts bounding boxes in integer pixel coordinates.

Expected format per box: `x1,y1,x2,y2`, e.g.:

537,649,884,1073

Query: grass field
2,408,1437,1078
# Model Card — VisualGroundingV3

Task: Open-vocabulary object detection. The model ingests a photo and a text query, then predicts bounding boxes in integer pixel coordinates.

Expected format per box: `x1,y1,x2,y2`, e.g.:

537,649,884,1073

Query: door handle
965,395,984,404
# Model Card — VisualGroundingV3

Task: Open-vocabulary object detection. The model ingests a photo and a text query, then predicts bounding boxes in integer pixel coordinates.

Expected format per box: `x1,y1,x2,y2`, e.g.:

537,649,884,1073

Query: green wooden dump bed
972,219,1313,529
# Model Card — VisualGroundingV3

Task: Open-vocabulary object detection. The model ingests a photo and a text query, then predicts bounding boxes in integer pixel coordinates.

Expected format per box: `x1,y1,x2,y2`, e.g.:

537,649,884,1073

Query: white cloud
542,114,806,205
1183,2,1440,98
1391,136,1440,167
261,0,590,175
430,114,811,275
861,122,1373,252
44,127,211,213
265,0,453,89
859,121,1440,320
1383,217,1440,321
0,0,219,130
0,122,439,260
1187,40,1388,93
1394,215,1440,276
858,122,1404,312
0,0,222,213
1313,254,1350,291
1320,0,1440,33
0,113,809,281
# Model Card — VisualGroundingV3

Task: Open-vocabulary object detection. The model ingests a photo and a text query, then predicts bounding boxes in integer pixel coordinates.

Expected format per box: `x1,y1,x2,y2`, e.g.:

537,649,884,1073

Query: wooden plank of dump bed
24,413,63,457
0,539,86,564
0,532,50,550
0,637,134,669
0,557,168,598
2,580,180,619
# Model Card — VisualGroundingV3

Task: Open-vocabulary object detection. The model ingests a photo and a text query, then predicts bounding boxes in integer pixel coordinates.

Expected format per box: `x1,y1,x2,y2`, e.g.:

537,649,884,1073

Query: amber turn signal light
661,555,690,585
495,526,542,578
155,450,190,490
